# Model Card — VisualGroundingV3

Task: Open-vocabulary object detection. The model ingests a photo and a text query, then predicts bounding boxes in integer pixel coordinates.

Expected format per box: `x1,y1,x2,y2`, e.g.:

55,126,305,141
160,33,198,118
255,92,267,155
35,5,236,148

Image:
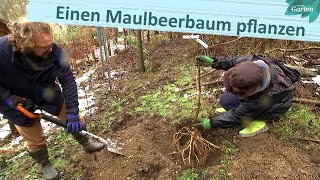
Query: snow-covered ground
313,75,320,86
0,123,11,140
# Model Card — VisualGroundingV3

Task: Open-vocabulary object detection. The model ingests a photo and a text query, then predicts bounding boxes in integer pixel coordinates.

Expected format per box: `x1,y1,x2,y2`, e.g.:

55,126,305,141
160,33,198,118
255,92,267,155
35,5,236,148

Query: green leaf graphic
303,0,314,5
309,1,320,22
301,11,310,18
309,10,320,22
286,0,296,5
313,0,320,11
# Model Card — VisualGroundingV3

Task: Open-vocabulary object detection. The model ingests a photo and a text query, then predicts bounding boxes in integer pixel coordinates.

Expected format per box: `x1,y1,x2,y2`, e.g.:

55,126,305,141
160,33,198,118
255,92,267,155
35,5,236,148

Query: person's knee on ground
219,92,241,111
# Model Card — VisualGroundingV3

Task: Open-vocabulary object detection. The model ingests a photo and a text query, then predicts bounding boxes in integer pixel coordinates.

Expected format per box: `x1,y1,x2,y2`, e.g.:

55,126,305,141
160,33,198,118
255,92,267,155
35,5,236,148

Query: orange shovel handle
16,105,42,119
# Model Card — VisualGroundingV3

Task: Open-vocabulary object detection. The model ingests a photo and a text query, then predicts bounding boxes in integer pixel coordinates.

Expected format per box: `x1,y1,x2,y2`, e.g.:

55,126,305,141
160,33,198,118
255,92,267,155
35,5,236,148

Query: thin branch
302,59,320,66
193,59,201,123
208,37,243,48
266,47,320,54
200,69,217,78
177,80,223,93
188,70,218,90
290,137,320,144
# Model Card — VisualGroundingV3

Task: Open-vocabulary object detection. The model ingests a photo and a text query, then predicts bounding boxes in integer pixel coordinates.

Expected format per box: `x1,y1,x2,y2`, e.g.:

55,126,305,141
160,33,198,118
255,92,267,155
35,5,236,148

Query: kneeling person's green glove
196,56,216,67
200,118,212,129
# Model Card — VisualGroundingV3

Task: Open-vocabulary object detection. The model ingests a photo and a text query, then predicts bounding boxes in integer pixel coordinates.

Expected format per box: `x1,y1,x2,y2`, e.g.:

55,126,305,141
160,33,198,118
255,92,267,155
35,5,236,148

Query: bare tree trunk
169,32,173,39
97,28,106,80
123,29,128,48
114,28,118,44
141,30,144,42
106,28,112,56
136,30,146,72
147,30,150,43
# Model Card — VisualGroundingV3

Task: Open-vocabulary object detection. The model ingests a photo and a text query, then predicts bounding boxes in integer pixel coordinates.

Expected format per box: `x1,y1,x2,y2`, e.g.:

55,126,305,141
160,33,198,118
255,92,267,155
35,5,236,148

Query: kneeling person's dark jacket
210,55,301,128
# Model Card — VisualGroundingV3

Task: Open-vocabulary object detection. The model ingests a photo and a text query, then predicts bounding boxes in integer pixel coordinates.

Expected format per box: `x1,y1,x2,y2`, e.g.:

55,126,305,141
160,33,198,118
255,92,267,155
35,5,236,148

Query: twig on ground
266,47,320,54
290,137,320,144
301,59,320,66
293,98,320,107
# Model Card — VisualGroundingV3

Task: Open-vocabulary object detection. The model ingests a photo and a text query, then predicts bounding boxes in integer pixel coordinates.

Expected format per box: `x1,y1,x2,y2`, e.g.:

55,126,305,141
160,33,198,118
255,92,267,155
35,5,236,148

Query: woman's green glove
196,56,216,67
201,118,212,129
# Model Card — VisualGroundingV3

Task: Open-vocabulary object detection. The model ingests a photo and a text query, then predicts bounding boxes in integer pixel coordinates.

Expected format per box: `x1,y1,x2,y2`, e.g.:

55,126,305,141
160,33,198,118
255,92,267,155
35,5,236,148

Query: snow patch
313,75,320,86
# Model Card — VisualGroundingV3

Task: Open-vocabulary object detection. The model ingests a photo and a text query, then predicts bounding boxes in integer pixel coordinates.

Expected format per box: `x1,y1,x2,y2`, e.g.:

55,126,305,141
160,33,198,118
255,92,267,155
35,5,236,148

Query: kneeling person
197,54,301,137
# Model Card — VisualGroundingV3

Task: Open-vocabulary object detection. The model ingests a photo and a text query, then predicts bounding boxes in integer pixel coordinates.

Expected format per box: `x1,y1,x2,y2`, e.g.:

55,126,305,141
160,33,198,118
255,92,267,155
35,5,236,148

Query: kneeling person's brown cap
223,61,263,98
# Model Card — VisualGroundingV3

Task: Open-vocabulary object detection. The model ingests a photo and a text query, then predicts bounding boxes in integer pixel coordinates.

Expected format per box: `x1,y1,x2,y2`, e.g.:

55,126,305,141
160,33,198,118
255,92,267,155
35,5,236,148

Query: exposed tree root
173,127,219,166
173,59,219,166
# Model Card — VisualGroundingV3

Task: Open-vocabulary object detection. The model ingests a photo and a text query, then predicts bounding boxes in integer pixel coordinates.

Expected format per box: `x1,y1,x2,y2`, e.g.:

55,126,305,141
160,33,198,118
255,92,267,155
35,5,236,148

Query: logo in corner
285,0,320,23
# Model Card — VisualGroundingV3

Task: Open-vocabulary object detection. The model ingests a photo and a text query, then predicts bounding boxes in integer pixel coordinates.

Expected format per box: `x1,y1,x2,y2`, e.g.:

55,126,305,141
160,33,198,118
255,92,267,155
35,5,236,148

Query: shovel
17,105,124,155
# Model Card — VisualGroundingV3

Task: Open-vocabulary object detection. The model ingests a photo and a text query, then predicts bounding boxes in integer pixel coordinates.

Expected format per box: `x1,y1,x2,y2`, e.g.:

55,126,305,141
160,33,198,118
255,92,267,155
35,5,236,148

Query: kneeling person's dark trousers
213,92,292,128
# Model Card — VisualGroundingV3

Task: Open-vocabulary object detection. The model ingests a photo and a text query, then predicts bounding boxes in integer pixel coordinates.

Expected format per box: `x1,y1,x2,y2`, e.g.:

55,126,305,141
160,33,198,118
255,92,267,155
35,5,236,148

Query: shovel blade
101,137,124,155
39,111,124,155
80,130,124,155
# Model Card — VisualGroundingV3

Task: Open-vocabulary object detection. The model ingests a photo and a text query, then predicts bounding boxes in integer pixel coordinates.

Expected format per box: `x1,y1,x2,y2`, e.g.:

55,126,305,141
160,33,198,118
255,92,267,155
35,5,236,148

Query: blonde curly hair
7,18,52,50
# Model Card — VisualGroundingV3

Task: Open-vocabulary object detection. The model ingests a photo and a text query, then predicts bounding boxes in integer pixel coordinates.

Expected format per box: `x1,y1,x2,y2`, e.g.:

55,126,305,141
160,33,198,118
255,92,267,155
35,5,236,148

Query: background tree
136,30,146,72
0,0,26,22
